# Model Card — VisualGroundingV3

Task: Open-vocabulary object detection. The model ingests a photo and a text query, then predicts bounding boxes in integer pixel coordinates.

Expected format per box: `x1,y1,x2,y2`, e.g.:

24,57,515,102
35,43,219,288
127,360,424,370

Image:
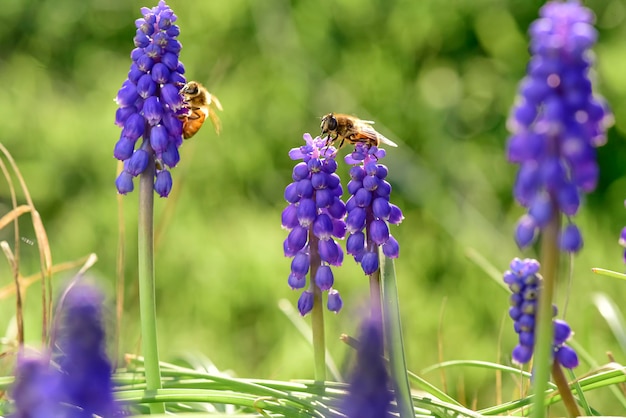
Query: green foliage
2,0,626,414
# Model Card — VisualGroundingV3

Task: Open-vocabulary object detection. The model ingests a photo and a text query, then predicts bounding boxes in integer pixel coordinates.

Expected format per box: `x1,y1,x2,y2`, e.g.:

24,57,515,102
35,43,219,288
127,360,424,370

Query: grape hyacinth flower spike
114,0,187,197
506,0,613,252
344,144,403,275
8,283,120,417
282,133,346,315
54,283,119,417
9,354,62,417
504,258,578,369
342,315,392,418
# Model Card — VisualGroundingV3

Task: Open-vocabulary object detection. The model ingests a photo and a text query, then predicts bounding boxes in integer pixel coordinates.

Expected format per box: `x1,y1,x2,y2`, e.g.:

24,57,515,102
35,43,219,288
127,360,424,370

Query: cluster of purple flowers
282,134,404,315
504,258,578,368
9,283,119,417
282,136,405,315
506,0,612,252
345,145,402,275
283,134,346,315
114,0,187,197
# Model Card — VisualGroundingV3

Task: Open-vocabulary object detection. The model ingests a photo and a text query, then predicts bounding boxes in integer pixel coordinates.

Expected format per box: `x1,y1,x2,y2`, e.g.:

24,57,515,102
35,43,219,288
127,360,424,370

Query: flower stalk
532,214,561,418
309,232,326,383
138,158,165,414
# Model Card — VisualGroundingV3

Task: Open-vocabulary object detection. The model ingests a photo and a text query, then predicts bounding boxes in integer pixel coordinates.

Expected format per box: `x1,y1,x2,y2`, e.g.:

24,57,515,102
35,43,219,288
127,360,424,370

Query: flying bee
179,81,223,139
320,113,398,150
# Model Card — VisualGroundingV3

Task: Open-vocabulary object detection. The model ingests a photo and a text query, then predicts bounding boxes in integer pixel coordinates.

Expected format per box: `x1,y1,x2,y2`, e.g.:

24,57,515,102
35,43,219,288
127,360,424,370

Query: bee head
181,81,199,97
320,113,337,134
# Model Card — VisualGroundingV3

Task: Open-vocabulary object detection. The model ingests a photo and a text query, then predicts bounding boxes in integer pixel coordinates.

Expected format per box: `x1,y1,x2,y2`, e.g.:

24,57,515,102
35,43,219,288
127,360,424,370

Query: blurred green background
2,0,626,413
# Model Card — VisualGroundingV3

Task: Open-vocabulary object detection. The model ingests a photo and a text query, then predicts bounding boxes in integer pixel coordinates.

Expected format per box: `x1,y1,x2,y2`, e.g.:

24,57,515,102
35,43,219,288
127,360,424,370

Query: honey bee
179,81,223,139
320,113,398,150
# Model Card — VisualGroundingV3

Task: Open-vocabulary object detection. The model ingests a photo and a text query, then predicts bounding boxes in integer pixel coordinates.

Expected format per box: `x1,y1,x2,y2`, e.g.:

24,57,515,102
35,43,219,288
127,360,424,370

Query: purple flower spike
503,257,578,368
9,354,62,417
507,0,612,253
282,134,345,315
344,144,403,275
342,315,392,417
54,282,119,416
114,1,186,196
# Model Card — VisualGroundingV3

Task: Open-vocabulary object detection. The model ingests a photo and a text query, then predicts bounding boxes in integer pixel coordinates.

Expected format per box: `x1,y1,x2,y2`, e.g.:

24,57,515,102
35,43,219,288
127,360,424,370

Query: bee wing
208,107,222,135
209,93,223,111
376,132,398,147
356,123,398,148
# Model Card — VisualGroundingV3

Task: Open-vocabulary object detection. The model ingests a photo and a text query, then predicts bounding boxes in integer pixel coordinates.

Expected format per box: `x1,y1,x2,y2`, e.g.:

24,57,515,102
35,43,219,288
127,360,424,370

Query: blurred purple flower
114,0,187,197
9,282,120,417
54,282,119,417
344,144,403,275
504,258,578,368
9,354,62,418
282,133,345,315
507,0,612,252
342,315,392,418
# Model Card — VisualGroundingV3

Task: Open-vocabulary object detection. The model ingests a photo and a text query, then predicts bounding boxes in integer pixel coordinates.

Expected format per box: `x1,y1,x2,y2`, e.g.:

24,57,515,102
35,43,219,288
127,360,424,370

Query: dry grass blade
0,152,23,345
1,241,23,344
0,149,20,268
0,205,31,230
0,142,54,343
0,254,96,300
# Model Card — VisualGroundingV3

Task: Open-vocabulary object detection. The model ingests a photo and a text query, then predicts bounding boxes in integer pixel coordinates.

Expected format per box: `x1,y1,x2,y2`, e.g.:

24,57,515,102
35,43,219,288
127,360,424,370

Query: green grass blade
379,252,415,418
591,267,626,281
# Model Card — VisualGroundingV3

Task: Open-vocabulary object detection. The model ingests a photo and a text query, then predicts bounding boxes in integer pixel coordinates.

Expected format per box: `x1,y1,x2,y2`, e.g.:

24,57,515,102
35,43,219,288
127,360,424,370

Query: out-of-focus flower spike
54,282,119,417
507,0,612,253
342,315,392,417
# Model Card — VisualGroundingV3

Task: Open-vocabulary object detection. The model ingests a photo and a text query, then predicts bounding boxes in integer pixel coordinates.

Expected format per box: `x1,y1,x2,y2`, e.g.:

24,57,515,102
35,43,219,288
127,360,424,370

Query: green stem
380,250,414,417
308,231,326,383
532,213,559,418
138,158,165,414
